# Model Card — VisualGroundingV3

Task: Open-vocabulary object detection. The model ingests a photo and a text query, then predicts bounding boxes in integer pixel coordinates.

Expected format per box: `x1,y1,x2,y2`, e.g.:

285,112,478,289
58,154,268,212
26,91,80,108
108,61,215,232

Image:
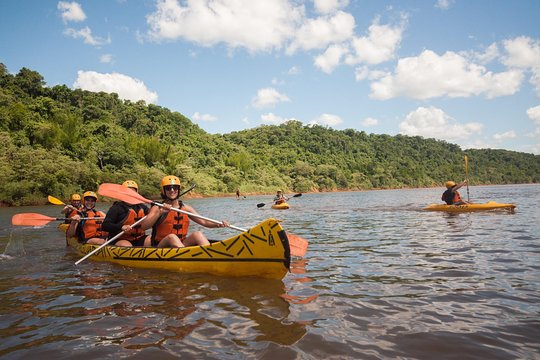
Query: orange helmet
83,191,98,200
70,194,81,201
122,180,139,191
160,175,181,198
445,181,456,189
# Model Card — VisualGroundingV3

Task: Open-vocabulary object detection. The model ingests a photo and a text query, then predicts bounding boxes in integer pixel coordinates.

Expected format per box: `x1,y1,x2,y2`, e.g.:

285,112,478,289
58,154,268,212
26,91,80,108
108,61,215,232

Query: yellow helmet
70,194,81,201
445,181,456,189
122,180,138,191
160,175,181,195
83,191,98,200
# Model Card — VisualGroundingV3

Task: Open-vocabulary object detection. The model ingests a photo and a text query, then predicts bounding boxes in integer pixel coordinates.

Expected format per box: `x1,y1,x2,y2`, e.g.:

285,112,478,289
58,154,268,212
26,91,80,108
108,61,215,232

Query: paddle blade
292,193,302,198
48,195,66,205
257,203,266,208
98,183,151,205
287,233,308,257
12,213,56,226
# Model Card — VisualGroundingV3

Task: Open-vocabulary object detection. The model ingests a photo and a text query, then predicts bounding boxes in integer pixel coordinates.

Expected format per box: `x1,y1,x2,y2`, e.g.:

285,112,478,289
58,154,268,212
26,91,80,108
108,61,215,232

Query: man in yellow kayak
442,180,470,205
61,193,82,221
273,190,288,205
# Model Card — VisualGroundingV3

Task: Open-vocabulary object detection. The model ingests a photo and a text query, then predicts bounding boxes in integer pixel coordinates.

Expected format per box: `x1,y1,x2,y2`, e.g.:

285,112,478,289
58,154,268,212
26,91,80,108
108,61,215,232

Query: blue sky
1,0,540,154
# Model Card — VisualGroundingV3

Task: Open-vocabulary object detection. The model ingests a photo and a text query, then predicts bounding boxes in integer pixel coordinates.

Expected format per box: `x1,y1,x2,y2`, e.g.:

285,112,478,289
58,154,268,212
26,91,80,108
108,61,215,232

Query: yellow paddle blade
48,195,66,205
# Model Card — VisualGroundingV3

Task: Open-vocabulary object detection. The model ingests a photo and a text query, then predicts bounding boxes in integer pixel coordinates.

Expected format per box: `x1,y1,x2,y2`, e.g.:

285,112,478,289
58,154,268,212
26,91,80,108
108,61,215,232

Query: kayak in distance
271,202,290,210
67,218,291,279
423,201,516,212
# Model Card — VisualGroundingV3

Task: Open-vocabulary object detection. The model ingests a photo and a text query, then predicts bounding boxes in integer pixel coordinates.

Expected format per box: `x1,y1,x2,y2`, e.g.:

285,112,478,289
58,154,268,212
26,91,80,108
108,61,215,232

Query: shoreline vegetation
1,64,539,207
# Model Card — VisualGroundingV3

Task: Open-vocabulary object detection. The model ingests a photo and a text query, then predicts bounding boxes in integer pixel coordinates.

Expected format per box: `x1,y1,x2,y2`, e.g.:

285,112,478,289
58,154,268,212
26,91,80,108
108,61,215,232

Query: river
0,184,539,359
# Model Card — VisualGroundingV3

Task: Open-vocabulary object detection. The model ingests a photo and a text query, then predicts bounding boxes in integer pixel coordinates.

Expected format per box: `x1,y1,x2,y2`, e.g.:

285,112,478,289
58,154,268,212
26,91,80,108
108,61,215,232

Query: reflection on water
1,185,539,358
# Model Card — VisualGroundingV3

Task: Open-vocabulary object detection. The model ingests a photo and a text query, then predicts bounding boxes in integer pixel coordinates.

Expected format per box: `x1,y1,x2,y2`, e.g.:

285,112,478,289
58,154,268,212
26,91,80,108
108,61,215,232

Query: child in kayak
442,180,469,205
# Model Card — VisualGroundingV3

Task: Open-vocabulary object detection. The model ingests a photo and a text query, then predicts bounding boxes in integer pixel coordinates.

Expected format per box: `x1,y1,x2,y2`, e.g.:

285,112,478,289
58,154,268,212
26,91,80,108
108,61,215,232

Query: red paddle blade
12,213,56,226
287,233,308,257
98,183,151,205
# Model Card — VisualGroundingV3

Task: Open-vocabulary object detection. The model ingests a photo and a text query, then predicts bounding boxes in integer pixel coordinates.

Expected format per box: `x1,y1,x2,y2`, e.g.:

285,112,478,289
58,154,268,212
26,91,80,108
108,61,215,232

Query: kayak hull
58,223,69,232
424,201,516,212
67,218,290,279
271,202,290,210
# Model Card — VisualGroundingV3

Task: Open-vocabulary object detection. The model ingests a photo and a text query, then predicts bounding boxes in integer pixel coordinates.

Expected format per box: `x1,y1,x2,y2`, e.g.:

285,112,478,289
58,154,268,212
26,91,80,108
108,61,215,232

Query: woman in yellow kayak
61,193,83,222
442,180,470,205
66,191,108,244
139,175,229,248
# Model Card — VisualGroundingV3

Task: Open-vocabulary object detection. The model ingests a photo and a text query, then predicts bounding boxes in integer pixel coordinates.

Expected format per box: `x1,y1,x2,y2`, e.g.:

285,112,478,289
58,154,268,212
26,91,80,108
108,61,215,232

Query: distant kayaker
102,180,149,247
442,180,469,205
274,190,288,205
139,175,230,248
61,193,83,223
67,191,108,245
236,188,241,199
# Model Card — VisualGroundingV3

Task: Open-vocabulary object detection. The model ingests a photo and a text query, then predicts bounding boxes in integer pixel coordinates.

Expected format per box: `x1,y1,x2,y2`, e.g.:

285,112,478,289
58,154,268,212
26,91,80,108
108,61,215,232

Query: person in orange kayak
139,175,229,248
441,180,469,205
61,193,82,222
67,191,108,245
102,180,149,247
273,190,288,205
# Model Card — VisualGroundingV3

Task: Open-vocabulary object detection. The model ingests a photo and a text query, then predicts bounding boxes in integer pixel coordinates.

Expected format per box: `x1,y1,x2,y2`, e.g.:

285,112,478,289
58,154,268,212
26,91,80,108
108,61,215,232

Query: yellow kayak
58,223,69,232
271,202,290,210
67,218,290,279
424,201,516,212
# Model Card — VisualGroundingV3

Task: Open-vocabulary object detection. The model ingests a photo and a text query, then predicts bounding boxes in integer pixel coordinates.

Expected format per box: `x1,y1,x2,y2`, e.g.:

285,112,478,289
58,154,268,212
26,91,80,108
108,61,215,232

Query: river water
0,185,539,359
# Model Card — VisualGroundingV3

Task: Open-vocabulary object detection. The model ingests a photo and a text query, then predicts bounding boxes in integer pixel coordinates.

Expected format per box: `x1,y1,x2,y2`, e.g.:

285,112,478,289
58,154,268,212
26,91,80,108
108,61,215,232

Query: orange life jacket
442,189,462,205
78,209,107,241
118,207,146,241
151,207,190,243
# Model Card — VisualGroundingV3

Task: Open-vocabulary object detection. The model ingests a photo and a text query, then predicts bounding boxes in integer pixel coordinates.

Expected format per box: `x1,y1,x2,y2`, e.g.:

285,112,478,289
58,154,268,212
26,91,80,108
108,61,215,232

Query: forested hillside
1,64,539,205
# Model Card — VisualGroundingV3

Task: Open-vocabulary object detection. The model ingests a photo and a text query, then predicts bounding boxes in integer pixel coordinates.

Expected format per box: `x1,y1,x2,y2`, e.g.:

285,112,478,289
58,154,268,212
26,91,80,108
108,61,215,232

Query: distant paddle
257,193,302,208
464,155,470,202
98,183,308,257
47,195,66,205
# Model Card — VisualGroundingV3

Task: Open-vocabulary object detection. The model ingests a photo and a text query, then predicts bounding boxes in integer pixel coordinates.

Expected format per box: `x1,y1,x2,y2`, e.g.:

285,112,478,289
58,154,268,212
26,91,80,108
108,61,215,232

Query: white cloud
288,66,300,75
192,112,218,122
470,42,499,64
314,44,348,73
287,11,355,54
58,1,86,23
370,50,524,100
313,0,349,14
502,36,540,69
354,66,369,81
399,106,483,141
146,0,304,53
309,113,343,127
64,26,111,46
435,0,453,10
361,117,379,126
531,67,540,96
99,54,113,64
73,71,158,104
527,105,540,124
261,112,288,125
493,130,517,141
252,87,290,108
345,17,405,66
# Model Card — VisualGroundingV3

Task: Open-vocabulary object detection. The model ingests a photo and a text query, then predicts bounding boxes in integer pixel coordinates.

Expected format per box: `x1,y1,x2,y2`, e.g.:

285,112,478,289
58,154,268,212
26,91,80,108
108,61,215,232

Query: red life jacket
151,207,189,243
118,207,146,241
78,209,107,241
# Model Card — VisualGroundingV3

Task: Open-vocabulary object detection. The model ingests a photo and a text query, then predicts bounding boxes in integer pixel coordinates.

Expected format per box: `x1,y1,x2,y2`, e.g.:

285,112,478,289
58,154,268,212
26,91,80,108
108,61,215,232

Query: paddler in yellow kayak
441,180,470,205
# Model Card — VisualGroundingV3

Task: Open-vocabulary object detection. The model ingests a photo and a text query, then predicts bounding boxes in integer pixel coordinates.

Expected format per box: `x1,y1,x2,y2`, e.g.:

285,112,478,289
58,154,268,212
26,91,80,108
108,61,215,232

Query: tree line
1,63,538,206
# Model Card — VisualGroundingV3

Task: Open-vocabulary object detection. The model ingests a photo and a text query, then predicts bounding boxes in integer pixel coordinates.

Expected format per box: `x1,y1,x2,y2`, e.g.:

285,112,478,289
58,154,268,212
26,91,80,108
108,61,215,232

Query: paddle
74,216,147,265
257,193,302,208
48,195,66,205
12,213,104,227
98,183,308,257
464,155,470,202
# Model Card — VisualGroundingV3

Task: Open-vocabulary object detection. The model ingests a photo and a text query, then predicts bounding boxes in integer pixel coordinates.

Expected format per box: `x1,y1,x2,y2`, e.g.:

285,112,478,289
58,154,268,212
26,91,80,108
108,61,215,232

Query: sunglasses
164,185,180,192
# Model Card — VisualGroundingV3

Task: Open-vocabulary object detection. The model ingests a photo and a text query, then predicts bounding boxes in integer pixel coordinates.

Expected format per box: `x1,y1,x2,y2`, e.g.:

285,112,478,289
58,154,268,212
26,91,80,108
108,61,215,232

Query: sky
1,0,540,154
